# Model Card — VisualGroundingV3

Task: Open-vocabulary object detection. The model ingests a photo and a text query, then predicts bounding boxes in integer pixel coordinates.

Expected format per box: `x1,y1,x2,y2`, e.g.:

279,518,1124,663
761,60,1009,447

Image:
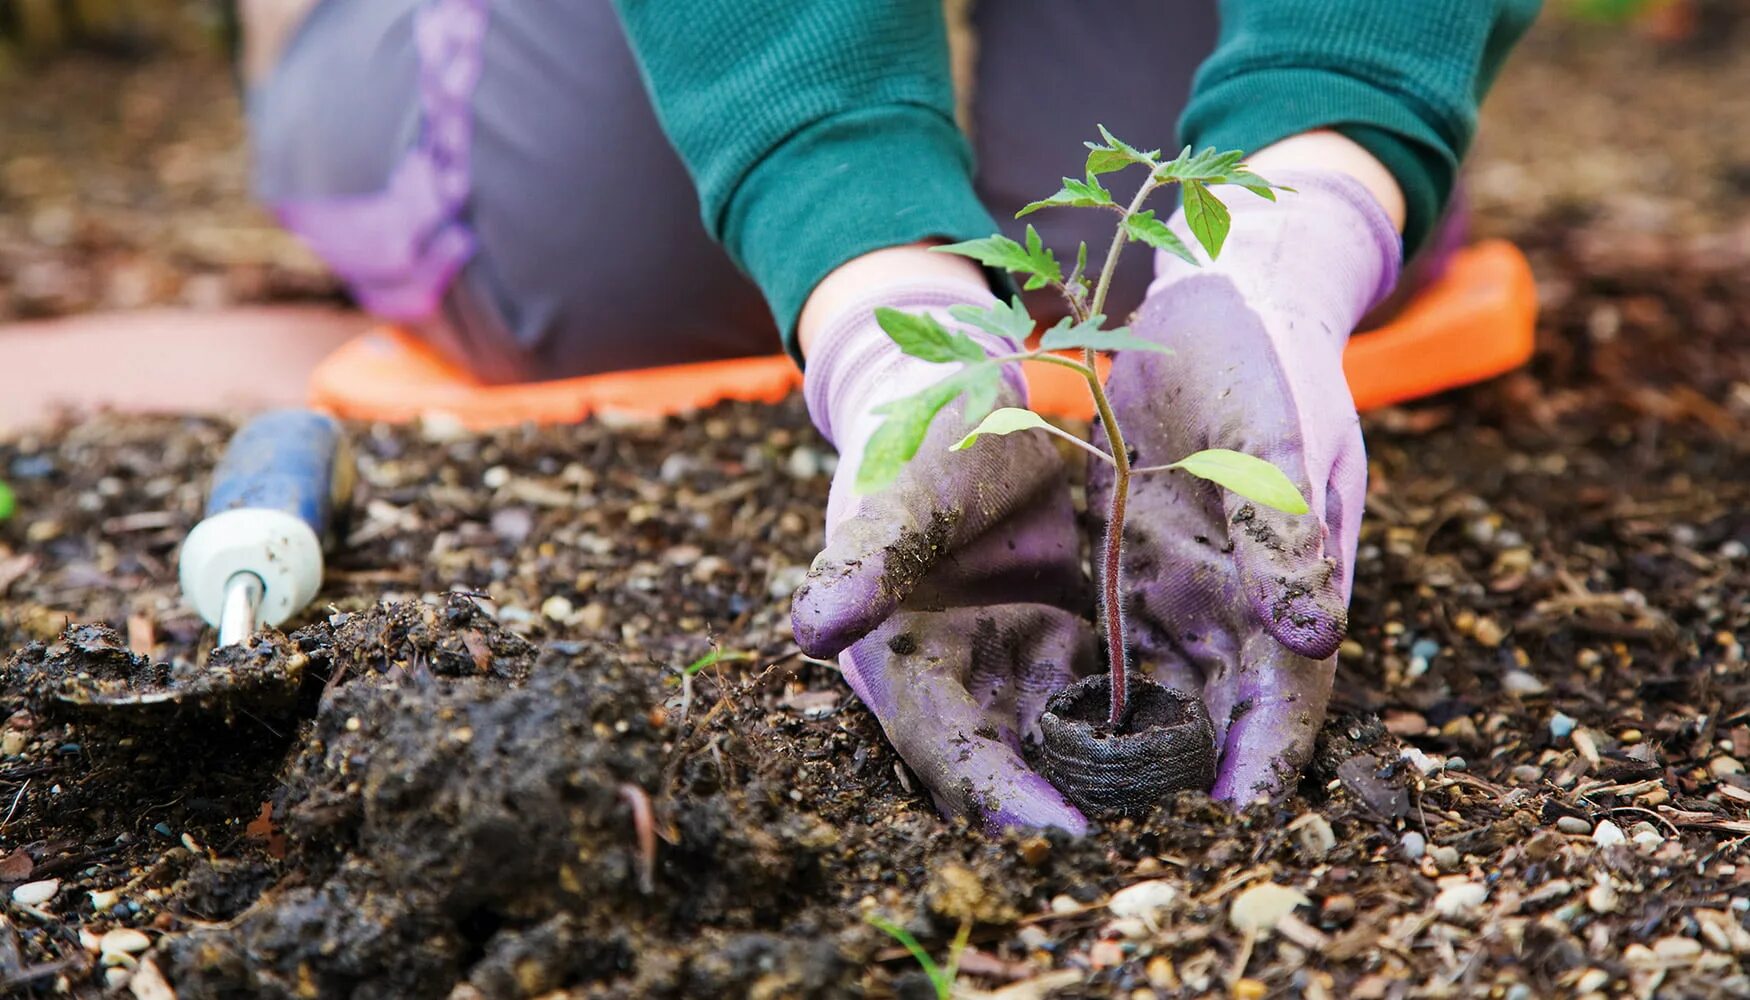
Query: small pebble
1556,816,1592,835
1505,984,1532,1000
89,889,121,913
1592,819,1626,848
1145,956,1176,989
1105,917,1149,940
1430,845,1461,870
1401,747,1443,774
104,968,131,990
12,879,58,905
482,465,510,489
1653,935,1702,964
1587,878,1618,914
1228,883,1309,936
1632,825,1664,852
1088,939,1124,969
1108,880,1178,923
540,595,574,622
1549,712,1577,740
99,928,150,956
1510,764,1544,784
1017,926,1049,950
1710,756,1746,778
1472,617,1506,647
1049,894,1080,914
785,447,822,480
1292,813,1337,858
1445,757,1468,771
0,730,24,756
1409,638,1440,661
1575,969,1609,993
1400,831,1427,860
1502,670,1547,696
1432,878,1488,919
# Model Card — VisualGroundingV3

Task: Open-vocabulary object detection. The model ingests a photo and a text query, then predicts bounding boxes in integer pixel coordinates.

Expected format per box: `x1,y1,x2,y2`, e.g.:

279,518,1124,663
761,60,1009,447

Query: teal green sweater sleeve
1181,0,1542,256
610,0,997,357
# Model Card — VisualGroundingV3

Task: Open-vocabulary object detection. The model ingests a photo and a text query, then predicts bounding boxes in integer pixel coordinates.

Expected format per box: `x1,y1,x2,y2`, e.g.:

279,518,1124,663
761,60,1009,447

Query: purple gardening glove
791,281,1096,834
1091,170,1401,804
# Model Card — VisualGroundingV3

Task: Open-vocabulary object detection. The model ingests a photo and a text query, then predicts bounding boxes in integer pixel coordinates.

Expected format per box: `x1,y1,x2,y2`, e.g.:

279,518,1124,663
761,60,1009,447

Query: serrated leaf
1083,124,1161,176
1016,175,1114,217
1231,175,1280,201
1123,210,1197,266
950,407,1052,451
1181,181,1232,260
1038,316,1173,356
855,364,1002,494
1085,146,1134,177
1168,449,1310,515
1153,146,1247,184
947,297,1036,343
874,307,988,364
935,225,1061,290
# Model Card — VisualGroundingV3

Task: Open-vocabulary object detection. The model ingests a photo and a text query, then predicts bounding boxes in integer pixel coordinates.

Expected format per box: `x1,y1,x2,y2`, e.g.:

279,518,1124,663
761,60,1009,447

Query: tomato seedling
854,128,1310,730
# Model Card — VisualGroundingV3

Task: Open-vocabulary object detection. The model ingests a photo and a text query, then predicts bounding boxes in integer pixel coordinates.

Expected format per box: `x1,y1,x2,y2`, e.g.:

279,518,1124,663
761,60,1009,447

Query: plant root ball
1038,674,1215,817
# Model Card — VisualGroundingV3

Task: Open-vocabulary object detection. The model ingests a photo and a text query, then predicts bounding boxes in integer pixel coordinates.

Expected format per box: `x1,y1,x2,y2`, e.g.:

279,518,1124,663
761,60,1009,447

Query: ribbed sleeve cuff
1180,67,1454,258
724,104,1002,362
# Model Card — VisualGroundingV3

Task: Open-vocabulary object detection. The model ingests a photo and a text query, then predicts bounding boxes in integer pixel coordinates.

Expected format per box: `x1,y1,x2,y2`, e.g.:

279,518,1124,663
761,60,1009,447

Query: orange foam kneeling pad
309,240,1536,429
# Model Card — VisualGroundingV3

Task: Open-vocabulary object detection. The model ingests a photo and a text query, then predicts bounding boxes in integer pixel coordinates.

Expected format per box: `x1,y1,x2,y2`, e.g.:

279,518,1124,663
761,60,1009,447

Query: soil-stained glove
792,282,1095,834
1090,170,1401,804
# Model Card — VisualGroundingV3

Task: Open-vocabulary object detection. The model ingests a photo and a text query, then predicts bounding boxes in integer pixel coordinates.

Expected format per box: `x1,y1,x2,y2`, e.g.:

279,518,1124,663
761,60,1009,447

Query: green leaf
1123,210,1197,266
1083,124,1161,177
874,307,988,365
866,915,952,1000
1152,146,1247,184
1168,449,1310,515
683,647,755,676
934,225,1062,290
1016,175,1115,217
1038,316,1173,356
0,479,13,521
855,364,1002,494
950,407,1052,451
1153,147,1286,207
1231,175,1281,201
948,297,1036,343
1181,181,1232,260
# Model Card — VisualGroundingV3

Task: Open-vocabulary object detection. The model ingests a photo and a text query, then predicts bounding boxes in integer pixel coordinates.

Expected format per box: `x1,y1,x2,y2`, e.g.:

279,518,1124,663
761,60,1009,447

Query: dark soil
3,10,1750,1000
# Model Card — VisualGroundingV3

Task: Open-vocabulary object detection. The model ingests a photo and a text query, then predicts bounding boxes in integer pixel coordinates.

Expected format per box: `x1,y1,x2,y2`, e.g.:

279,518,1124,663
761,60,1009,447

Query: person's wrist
802,280,1015,449
797,244,991,360
1147,167,1401,348
1246,130,1406,233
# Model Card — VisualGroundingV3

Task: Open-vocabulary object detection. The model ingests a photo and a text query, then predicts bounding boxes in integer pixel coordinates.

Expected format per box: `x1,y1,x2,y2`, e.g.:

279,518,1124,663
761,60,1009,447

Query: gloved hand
1091,169,1401,805
791,281,1095,834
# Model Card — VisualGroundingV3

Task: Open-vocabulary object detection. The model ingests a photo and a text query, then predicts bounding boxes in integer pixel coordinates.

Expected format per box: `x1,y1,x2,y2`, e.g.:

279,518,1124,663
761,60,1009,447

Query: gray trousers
249,0,1216,383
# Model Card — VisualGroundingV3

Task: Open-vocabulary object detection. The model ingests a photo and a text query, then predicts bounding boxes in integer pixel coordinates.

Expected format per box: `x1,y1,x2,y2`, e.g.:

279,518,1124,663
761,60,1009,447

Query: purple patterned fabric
271,0,487,320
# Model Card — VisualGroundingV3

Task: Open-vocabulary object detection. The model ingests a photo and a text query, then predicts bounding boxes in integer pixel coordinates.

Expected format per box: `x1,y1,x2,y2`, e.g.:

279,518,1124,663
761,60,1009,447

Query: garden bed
2,11,1749,1000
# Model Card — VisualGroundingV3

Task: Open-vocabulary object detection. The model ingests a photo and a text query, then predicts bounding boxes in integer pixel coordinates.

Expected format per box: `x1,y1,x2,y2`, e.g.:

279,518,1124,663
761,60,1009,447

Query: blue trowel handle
205,409,353,539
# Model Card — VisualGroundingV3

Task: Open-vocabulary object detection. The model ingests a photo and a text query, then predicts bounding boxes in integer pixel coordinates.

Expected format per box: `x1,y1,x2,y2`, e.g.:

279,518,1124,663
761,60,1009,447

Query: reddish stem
1102,466,1130,725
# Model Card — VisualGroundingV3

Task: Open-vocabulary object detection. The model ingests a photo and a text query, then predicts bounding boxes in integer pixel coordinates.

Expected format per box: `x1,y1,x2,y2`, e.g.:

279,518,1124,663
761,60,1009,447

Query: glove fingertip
789,573,887,658
1251,580,1347,661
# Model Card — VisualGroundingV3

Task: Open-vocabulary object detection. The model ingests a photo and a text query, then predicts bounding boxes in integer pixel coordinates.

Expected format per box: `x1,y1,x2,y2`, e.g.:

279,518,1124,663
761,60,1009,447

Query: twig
1,779,29,829
618,783,657,895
